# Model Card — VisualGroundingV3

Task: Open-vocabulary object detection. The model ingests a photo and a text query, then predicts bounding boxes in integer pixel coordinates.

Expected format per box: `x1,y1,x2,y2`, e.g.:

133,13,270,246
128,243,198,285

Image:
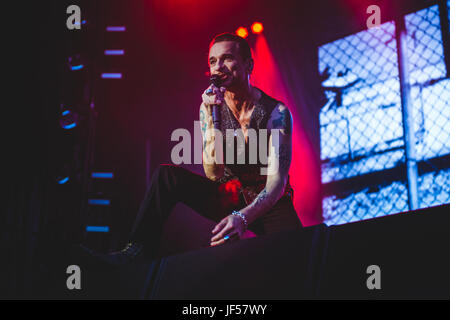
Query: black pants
130,164,303,255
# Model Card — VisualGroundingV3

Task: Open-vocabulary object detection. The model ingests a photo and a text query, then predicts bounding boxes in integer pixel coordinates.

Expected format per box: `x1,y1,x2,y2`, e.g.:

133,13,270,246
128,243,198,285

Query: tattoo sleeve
277,143,291,172
271,107,292,134
250,188,272,212
200,104,224,180
269,105,292,174
239,105,292,223
200,109,208,150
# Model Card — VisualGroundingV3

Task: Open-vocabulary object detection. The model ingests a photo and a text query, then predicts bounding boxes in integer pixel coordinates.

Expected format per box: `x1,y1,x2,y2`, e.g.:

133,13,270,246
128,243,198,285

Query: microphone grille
210,74,224,87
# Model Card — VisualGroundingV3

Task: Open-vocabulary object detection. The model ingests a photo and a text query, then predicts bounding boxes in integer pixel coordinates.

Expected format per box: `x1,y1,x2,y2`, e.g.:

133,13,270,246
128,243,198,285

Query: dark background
3,0,437,298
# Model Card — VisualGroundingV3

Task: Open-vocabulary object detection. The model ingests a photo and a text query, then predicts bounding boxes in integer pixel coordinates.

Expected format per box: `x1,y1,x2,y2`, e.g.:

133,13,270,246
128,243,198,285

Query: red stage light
236,27,248,38
251,22,264,34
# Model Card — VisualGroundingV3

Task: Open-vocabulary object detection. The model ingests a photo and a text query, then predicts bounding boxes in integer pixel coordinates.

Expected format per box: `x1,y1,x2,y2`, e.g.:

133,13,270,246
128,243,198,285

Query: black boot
74,242,145,270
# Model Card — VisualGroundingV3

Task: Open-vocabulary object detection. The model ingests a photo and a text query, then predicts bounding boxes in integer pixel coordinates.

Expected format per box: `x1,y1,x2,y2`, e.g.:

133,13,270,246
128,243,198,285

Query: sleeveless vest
217,88,294,205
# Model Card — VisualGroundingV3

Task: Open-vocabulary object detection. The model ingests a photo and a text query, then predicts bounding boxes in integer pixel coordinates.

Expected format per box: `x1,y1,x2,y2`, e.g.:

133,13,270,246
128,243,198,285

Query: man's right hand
200,85,226,180
202,85,226,109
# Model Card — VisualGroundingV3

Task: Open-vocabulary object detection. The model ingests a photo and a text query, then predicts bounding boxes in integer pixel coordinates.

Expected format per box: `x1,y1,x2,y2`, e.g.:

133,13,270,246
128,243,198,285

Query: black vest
217,88,293,205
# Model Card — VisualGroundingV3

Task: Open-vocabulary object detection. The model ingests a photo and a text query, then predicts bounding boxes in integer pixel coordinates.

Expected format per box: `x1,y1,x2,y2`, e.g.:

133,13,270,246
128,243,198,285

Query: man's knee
153,164,177,179
152,164,188,188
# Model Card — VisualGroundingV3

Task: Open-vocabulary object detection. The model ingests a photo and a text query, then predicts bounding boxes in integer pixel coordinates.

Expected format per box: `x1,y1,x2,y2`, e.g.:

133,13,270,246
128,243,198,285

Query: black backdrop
2,0,436,298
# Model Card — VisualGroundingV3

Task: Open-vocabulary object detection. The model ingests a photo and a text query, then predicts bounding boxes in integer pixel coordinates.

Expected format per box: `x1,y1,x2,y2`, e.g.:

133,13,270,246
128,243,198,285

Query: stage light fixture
74,20,87,27
91,172,114,179
55,163,71,185
56,176,70,185
67,54,84,71
236,27,248,38
86,226,110,233
104,49,125,56
106,26,126,32
101,73,123,79
59,106,79,130
251,22,264,34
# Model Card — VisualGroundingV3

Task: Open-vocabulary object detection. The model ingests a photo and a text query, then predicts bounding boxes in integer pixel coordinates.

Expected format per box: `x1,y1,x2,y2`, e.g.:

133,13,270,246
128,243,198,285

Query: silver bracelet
232,210,248,229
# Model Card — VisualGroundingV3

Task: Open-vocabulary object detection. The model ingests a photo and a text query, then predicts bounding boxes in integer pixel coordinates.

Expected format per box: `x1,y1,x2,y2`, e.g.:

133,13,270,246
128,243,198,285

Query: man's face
208,41,249,88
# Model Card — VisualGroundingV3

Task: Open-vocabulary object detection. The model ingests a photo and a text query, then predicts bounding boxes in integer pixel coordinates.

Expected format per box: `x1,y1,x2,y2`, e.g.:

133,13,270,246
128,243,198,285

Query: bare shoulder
268,103,293,134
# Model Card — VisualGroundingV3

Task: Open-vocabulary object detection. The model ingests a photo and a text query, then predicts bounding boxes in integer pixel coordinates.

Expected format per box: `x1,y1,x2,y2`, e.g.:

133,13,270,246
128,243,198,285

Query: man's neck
224,83,254,113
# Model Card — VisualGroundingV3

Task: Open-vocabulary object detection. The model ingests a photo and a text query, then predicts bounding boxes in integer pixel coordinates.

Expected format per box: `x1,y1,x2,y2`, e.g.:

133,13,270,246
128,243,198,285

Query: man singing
85,32,303,265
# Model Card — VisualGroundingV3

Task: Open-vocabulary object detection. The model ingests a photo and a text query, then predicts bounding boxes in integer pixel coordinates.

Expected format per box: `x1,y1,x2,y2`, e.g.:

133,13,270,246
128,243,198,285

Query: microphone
209,74,225,130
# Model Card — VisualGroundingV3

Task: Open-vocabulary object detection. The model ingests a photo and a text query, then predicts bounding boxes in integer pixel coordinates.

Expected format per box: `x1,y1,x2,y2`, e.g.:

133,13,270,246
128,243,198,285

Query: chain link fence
318,2,450,225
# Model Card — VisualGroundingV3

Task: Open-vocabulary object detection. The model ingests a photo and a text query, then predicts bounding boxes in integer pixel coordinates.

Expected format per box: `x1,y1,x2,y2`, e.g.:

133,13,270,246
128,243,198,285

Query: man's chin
221,77,235,89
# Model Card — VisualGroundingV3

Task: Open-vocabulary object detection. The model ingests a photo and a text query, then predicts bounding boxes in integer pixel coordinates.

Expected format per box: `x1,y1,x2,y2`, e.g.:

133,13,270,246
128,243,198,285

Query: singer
82,33,303,266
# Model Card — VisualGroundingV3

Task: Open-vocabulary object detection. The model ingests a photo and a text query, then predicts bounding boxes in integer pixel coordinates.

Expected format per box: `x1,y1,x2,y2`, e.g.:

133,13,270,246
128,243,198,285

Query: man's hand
202,85,226,108
210,214,246,246
200,85,226,181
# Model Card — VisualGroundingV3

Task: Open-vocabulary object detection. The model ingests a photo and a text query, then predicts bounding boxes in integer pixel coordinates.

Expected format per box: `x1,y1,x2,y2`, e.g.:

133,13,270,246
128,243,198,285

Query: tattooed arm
239,103,293,225
200,102,224,181
210,103,293,246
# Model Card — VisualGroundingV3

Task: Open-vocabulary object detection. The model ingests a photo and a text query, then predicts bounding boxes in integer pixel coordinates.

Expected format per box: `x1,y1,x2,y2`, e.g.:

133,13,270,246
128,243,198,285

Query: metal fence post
395,16,419,210
438,0,450,78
